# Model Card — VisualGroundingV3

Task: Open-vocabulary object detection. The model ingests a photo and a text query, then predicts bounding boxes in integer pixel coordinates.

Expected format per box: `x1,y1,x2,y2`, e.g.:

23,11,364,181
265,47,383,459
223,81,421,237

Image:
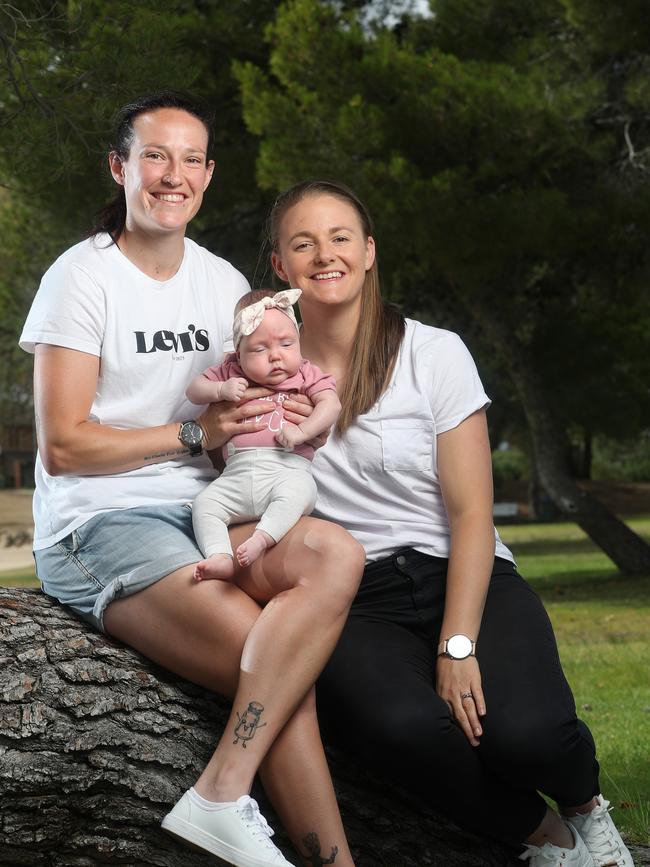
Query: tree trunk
468,299,650,575
0,588,524,867
509,360,650,574
581,429,593,480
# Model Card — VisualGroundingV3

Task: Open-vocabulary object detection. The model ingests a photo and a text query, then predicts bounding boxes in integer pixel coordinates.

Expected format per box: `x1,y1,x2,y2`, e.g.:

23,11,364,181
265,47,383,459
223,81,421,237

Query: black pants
317,549,600,847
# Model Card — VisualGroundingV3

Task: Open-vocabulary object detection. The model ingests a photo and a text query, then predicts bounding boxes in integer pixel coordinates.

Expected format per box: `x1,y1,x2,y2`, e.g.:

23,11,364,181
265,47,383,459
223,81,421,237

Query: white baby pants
192,449,317,558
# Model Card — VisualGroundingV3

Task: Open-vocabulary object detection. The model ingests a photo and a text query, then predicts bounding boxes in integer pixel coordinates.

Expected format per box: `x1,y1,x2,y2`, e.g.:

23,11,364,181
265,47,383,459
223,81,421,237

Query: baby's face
237,308,301,386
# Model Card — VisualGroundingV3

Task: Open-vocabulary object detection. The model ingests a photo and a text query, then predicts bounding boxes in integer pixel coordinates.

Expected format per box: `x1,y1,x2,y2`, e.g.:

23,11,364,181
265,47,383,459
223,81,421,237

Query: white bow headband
233,288,302,348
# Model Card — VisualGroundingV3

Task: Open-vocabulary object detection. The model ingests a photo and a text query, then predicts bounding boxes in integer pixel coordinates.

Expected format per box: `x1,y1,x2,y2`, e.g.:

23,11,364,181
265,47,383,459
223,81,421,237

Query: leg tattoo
300,831,338,865
233,700,267,747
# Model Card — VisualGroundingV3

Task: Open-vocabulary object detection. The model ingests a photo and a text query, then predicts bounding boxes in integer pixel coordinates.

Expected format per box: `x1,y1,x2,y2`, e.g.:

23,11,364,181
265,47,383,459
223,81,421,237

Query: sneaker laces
578,798,625,863
236,796,278,851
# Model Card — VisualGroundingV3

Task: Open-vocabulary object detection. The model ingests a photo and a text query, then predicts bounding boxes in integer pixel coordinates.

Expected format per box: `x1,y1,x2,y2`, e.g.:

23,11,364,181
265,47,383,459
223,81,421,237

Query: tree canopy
0,0,279,419
236,0,650,570
1,0,648,568
237,0,650,441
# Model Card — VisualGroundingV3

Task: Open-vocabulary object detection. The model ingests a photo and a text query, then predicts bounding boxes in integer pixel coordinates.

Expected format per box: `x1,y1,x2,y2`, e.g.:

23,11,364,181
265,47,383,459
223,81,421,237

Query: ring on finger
460,691,473,701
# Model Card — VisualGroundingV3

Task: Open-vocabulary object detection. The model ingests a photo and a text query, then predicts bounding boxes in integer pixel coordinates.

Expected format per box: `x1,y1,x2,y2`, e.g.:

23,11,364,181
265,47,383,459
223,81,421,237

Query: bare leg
192,518,364,805
260,689,353,865
194,552,235,582
104,517,363,865
236,529,274,568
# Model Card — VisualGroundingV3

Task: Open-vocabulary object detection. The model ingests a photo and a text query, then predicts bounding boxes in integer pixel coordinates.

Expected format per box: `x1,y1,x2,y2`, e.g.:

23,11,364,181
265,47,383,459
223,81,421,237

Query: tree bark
0,588,524,867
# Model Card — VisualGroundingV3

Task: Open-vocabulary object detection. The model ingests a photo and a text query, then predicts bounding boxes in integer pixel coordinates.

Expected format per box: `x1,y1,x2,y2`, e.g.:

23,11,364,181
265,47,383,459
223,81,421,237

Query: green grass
2,518,649,844
498,516,650,844
0,566,38,587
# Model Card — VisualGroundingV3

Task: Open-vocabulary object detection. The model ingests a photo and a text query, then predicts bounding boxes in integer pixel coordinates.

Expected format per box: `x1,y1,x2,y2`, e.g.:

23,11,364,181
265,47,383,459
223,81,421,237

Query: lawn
2,517,649,843
0,566,38,587
498,516,650,844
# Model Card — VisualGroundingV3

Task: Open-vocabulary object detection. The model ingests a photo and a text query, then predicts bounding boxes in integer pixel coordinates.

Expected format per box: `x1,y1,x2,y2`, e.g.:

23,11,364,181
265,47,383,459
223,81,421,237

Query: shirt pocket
381,419,434,473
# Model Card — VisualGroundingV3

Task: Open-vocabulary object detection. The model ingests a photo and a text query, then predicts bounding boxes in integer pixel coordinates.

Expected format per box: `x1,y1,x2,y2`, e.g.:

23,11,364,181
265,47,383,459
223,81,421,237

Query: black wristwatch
178,420,205,457
437,634,476,660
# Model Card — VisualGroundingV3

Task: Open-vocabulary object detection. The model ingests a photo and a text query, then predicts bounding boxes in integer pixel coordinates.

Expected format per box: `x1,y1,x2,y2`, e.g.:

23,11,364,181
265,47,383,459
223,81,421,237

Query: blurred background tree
0,0,278,430
1,0,648,570
236,0,650,572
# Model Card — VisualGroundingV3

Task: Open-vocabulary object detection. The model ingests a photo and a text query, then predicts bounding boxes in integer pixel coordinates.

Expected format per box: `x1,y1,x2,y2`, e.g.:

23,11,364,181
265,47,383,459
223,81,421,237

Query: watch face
182,422,203,446
447,634,473,659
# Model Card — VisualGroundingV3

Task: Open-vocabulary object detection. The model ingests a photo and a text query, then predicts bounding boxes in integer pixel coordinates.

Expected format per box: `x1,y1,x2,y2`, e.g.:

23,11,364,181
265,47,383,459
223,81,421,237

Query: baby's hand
275,423,307,451
221,377,248,402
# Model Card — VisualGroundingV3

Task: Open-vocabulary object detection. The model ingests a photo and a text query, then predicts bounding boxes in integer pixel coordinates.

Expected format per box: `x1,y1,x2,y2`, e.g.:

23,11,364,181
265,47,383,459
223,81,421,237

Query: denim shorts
34,504,202,633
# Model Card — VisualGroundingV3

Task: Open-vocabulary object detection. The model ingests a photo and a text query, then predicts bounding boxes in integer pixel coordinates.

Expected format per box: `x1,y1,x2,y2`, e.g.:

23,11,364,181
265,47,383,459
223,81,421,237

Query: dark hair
268,180,405,433
90,91,215,242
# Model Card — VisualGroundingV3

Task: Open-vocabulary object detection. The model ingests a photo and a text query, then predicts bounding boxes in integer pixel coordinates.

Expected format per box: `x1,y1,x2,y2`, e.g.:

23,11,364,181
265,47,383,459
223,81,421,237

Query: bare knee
294,519,364,609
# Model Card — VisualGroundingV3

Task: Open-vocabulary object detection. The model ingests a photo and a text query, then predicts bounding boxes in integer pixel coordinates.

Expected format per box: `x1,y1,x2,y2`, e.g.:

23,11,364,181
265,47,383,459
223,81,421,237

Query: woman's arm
435,408,496,746
35,345,269,476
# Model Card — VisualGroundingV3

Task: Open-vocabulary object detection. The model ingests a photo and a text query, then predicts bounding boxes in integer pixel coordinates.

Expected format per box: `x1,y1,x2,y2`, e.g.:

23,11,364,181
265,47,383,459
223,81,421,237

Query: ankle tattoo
233,700,267,747
300,831,338,865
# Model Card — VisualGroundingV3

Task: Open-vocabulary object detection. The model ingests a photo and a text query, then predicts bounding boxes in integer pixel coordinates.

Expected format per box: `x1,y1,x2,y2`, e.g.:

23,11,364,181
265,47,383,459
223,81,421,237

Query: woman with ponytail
20,97,363,867
269,179,633,867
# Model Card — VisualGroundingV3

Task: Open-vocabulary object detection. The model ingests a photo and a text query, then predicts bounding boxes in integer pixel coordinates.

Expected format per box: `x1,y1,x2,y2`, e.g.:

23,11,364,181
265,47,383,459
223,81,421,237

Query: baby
186,288,341,581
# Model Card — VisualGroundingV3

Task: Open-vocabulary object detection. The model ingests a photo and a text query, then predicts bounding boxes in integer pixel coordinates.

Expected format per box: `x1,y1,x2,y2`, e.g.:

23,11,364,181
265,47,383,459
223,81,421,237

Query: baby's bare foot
194,554,234,582
236,530,275,567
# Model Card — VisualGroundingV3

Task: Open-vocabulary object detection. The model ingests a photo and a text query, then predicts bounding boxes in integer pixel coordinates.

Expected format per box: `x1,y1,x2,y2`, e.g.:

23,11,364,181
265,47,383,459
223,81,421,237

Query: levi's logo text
134,324,209,356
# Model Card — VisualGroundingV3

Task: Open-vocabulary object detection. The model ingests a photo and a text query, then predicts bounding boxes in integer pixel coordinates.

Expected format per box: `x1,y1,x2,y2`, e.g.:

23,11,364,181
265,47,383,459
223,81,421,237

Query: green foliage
562,0,650,55
0,0,281,421
0,1,279,250
2,2,202,224
429,0,568,64
492,447,529,486
0,192,63,419
238,0,650,447
593,436,650,482
2,0,649,467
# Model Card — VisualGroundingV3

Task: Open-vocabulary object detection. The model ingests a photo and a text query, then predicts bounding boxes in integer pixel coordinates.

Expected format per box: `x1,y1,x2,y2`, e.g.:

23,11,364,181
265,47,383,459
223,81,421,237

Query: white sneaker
565,795,634,867
161,790,295,867
520,822,594,866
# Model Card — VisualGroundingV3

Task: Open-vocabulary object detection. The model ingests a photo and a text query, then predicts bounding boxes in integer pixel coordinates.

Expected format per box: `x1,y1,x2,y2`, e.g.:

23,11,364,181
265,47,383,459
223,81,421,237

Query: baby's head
233,289,302,387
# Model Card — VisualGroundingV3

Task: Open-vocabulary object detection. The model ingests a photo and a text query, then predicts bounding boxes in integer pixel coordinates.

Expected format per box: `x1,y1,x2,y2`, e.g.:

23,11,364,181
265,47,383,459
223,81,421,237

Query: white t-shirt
20,233,249,549
311,319,514,564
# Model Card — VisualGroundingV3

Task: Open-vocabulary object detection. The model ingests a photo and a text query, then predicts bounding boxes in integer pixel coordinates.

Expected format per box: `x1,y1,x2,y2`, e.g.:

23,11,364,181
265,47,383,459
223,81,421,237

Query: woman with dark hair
20,97,363,867
268,179,633,867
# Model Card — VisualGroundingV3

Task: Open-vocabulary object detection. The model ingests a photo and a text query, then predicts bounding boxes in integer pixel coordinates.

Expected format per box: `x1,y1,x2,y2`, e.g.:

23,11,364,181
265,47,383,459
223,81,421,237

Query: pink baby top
201,354,337,461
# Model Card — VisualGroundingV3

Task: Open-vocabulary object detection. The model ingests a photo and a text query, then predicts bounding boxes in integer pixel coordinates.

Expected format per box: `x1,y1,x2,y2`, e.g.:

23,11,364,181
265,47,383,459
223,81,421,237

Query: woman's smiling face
271,194,375,310
109,107,214,237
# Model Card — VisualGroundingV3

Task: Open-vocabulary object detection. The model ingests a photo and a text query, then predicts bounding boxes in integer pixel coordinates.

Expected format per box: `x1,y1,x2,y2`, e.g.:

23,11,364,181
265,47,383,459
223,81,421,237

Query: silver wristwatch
437,634,476,660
